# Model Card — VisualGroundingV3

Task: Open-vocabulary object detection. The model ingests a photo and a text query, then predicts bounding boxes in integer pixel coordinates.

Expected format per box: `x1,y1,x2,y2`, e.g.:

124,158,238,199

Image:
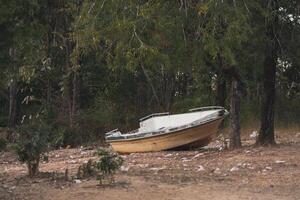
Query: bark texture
256,0,278,146
229,79,242,149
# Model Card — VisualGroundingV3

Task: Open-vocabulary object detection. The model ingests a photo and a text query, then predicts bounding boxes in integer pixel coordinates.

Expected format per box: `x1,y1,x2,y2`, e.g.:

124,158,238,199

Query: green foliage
77,159,97,179
0,138,7,152
0,0,299,147
96,148,123,184
50,126,83,148
15,120,51,177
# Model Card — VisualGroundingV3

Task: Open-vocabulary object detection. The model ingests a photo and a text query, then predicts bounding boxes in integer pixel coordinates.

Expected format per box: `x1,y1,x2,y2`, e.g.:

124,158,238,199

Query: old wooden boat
105,106,229,153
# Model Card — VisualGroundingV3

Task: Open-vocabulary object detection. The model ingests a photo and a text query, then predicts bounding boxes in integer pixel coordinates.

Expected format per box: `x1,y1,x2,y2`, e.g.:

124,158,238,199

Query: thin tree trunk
8,78,17,128
256,0,278,146
63,39,73,127
46,79,51,105
141,64,164,110
216,55,226,107
229,79,242,149
8,48,17,128
216,74,226,107
71,70,80,126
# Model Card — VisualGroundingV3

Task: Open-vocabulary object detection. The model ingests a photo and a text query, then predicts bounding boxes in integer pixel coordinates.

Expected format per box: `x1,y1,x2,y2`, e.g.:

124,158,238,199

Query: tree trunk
8,47,18,128
141,64,164,111
216,74,226,107
71,70,80,127
8,78,17,128
216,55,226,107
229,79,242,149
27,158,40,178
46,79,51,106
256,0,278,146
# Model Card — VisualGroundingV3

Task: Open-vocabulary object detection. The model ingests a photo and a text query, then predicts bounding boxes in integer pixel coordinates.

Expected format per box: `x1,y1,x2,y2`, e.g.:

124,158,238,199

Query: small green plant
96,148,123,185
77,159,96,179
0,138,7,151
15,120,51,177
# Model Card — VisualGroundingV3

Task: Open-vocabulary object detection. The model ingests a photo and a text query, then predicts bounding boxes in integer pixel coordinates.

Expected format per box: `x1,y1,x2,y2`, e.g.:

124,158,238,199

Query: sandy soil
0,130,300,200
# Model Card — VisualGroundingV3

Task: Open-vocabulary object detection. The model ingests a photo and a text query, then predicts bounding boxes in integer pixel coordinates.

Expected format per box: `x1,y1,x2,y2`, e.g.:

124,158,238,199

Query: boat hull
108,118,223,153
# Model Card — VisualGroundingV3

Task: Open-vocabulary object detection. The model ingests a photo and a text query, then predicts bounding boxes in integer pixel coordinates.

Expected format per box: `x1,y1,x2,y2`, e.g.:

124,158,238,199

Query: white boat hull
108,118,223,153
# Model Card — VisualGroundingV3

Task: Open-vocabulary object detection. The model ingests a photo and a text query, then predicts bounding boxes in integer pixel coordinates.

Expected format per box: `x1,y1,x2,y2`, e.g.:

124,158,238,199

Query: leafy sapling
96,148,123,185
15,120,51,177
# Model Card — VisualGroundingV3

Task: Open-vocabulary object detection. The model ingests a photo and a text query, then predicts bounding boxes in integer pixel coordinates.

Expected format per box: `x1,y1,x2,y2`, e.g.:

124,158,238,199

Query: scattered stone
164,153,173,158
230,166,239,172
196,165,205,172
192,153,204,159
265,166,272,170
248,166,255,170
10,186,16,190
250,131,257,139
149,166,166,171
74,179,82,184
213,168,221,174
136,164,149,168
275,160,286,164
120,166,130,172
67,160,77,164
181,158,191,162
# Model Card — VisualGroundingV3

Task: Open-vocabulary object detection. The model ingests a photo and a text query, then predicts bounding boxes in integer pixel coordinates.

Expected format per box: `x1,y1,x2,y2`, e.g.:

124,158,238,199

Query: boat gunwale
106,116,224,143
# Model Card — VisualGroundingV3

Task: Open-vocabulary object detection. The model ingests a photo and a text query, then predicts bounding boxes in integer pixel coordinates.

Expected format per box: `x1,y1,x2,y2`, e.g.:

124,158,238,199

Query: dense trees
0,0,299,147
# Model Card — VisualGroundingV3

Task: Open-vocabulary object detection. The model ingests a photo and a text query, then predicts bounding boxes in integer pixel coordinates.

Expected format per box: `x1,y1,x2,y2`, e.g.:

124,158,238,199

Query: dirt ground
1,129,300,200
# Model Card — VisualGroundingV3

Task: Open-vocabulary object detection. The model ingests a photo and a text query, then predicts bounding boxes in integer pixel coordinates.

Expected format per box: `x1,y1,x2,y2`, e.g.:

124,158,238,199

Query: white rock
67,160,77,164
10,186,16,190
193,153,204,159
230,166,239,172
275,160,286,164
250,131,257,139
120,166,130,172
149,166,166,171
164,153,173,157
197,165,205,172
265,166,272,170
214,167,221,174
74,179,82,184
137,164,149,168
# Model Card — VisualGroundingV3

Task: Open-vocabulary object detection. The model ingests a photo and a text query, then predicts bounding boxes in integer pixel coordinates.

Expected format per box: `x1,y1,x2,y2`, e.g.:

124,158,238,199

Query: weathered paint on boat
108,118,223,153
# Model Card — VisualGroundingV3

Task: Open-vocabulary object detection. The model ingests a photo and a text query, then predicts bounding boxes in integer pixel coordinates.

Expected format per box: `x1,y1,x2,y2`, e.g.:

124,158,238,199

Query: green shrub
15,120,51,177
77,159,97,179
75,148,123,184
0,138,7,151
96,148,123,184
50,126,84,148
